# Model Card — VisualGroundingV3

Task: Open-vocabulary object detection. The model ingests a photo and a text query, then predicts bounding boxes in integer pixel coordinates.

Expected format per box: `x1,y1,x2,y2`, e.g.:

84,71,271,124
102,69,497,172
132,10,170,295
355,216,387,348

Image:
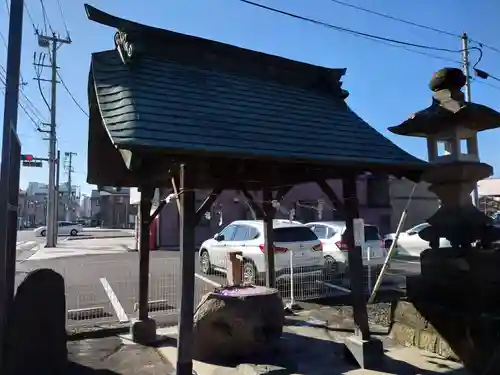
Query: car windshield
273,227,318,242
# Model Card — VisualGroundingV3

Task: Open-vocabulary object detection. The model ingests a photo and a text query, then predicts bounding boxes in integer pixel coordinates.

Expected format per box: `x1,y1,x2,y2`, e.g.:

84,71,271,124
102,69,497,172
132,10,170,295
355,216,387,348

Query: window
219,225,237,241
273,227,318,242
364,225,381,241
233,225,249,241
311,225,328,239
407,223,429,234
366,176,390,208
247,227,259,240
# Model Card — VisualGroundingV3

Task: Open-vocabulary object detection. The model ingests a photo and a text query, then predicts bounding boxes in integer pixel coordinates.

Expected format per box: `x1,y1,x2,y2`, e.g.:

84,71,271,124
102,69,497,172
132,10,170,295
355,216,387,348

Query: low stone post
227,251,243,285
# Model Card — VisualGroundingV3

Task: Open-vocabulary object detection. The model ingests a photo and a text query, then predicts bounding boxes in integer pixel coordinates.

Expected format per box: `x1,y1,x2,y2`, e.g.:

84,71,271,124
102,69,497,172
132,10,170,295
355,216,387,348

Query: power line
329,0,460,38
56,71,89,117
55,0,70,39
0,65,45,132
39,0,54,35
237,0,465,53
24,1,39,34
474,79,500,91
328,0,500,58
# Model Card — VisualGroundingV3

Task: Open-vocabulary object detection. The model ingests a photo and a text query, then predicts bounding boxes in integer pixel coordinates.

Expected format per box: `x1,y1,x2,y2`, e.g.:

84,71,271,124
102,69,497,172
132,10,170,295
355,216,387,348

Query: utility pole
54,150,60,244
34,33,71,247
64,152,76,222
461,32,480,207
0,0,24,369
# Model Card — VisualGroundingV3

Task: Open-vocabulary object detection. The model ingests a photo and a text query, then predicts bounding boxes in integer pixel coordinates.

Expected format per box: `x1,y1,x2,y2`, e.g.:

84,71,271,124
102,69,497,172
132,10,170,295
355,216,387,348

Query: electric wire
39,0,54,35
1,65,45,122
0,73,44,136
24,1,39,34
55,0,70,38
329,0,460,38
34,53,51,111
56,71,89,117
237,0,489,79
237,0,466,53
328,0,500,59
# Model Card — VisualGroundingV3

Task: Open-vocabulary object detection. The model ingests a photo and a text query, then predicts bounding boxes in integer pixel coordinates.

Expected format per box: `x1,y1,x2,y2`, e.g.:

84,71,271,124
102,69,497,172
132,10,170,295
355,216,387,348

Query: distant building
477,178,500,215
89,187,135,228
80,194,91,217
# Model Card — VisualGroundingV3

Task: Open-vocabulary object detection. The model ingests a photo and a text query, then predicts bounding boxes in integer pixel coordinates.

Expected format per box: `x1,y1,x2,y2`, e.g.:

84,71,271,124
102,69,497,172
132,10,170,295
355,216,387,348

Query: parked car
34,221,83,237
305,221,386,275
383,222,451,257
198,220,325,284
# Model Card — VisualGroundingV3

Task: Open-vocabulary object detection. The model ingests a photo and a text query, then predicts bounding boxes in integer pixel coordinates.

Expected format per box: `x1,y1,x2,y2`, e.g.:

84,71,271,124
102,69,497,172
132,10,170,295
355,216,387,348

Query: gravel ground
330,303,393,328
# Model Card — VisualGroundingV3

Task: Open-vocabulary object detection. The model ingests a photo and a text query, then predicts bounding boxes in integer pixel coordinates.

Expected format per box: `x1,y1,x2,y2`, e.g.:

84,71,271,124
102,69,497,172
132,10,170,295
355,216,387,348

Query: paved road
17,228,133,243
14,249,420,327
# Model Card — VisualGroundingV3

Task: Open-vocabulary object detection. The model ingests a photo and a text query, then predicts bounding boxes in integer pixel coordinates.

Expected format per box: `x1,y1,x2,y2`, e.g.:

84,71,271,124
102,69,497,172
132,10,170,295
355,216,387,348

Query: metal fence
57,248,410,329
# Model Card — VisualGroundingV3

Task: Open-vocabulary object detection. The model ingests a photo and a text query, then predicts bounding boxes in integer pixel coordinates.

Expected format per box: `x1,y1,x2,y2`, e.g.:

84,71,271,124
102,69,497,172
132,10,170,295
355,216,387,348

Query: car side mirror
214,233,224,241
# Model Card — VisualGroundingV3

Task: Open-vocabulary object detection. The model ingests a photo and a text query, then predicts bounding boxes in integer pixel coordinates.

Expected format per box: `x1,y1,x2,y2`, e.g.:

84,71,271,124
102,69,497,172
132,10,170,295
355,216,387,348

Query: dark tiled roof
90,50,425,167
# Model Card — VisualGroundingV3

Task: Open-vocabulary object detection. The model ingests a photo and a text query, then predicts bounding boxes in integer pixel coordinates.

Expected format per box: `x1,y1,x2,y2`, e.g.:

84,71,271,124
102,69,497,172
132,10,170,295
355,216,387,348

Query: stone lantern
389,67,500,251
388,67,500,374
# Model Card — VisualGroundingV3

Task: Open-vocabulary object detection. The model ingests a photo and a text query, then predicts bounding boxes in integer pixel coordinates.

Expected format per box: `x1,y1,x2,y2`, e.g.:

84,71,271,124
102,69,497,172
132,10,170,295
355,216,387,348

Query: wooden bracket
195,188,222,225
240,188,266,219
316,179,346,217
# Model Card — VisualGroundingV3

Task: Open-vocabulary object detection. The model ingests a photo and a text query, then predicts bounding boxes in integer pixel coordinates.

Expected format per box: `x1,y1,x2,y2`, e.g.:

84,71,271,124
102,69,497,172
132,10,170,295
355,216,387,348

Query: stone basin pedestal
192,285,284,362
393,248,500,374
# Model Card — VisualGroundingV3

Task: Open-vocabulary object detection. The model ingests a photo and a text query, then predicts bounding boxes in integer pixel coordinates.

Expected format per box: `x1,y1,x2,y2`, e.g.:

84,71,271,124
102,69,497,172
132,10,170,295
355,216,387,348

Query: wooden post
342,176,370,340
262,187,276,288
227,251,243,286
176,164,196,375
138,187,154,321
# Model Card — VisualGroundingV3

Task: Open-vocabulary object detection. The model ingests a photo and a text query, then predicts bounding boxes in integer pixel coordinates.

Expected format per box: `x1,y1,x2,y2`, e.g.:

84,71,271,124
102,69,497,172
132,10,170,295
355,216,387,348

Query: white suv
199,220,325,284
305,221,386,276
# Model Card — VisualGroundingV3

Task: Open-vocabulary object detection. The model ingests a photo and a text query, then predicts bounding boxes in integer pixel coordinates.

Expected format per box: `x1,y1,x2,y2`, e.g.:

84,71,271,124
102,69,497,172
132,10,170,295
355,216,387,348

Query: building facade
89,187,136,228
156,176,437,249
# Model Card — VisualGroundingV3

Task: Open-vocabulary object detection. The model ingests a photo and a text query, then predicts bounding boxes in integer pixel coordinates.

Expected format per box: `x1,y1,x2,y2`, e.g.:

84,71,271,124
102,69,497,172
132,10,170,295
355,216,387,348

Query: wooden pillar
138,187,154,321
342,176,370,340
176,164,196,375
262,187,276,288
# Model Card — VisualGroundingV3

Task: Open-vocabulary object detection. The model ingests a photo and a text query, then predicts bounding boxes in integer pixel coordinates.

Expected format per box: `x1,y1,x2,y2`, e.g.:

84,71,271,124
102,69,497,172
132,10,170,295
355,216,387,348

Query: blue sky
1,0,500,194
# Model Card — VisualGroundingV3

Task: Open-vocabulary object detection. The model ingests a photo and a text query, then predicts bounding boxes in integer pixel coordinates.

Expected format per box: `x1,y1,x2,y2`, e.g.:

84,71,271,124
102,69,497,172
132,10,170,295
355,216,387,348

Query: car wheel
70,229,78,236
40,230,46,237
242,261,257,284
324,256,338,279
199,250,212,275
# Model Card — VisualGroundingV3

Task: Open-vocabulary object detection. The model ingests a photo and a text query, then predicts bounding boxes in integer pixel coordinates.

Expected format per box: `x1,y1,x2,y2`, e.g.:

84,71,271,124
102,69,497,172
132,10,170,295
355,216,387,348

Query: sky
1,0,500,195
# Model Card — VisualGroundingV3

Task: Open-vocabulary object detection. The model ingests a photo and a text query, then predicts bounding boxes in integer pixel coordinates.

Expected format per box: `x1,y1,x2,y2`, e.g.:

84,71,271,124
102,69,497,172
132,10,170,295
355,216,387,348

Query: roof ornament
114,30,135,65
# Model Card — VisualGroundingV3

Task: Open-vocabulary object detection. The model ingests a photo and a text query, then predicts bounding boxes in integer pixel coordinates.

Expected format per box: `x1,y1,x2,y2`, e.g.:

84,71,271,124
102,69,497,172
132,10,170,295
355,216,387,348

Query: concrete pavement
26,237,135,260
68,307,465,374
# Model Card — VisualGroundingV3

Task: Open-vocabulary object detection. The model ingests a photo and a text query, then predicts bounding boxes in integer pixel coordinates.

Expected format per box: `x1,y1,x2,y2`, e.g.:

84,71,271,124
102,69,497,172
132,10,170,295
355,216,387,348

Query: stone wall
389,300,458,361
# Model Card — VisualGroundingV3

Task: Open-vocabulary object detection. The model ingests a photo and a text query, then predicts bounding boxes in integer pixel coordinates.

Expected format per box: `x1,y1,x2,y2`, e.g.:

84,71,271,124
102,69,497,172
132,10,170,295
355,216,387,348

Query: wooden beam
194,188,222,225
150,199,166,223
274,185,293,202
342,176,370,341
316,179,346,217
138,186,155,322
262,187,276,287
170,176,181,214
177,164,196,375
240,188,265,219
